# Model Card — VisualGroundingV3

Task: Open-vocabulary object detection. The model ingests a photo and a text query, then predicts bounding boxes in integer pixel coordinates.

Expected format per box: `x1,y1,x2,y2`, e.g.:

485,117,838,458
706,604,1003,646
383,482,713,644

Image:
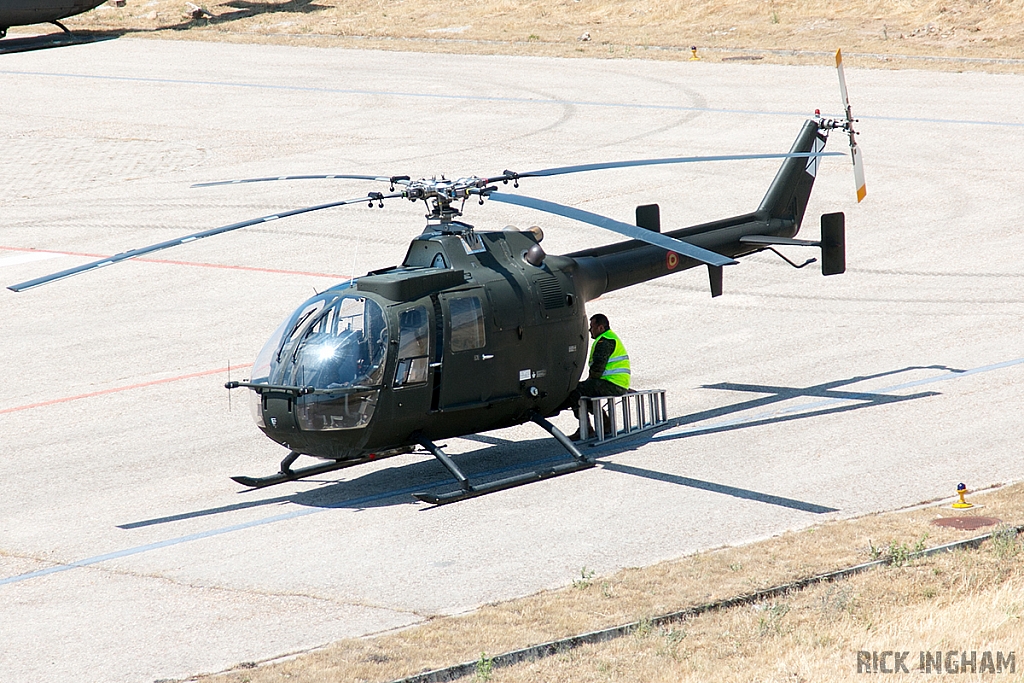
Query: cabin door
437,289,504,409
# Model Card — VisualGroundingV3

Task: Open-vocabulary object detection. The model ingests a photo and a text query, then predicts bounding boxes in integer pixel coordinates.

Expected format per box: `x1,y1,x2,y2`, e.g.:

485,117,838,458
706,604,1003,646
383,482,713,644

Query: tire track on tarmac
6,68,1022,128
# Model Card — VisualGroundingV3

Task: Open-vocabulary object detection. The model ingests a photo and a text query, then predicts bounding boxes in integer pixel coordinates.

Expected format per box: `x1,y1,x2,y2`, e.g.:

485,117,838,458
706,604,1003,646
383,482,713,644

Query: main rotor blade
489,151,843,183
8,192,403,292
485,192,737,268
192,174,402,188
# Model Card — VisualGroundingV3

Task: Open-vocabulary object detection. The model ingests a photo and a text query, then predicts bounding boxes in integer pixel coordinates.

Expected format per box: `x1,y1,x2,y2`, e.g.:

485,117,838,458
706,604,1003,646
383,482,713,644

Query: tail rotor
835,48,867,202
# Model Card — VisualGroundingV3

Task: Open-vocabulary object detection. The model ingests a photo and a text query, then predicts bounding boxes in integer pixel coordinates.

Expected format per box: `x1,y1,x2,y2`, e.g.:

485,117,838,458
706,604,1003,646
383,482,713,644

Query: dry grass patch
30,0,1024,73
487,548,1024,682
196,482,1024,683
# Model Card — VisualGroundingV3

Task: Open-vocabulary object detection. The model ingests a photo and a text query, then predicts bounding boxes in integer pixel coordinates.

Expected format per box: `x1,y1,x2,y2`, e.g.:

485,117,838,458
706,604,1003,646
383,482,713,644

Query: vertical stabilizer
757,119,827,230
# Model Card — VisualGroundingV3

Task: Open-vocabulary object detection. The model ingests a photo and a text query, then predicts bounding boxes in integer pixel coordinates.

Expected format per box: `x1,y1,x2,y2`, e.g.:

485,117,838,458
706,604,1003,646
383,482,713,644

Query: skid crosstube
413,412,593,505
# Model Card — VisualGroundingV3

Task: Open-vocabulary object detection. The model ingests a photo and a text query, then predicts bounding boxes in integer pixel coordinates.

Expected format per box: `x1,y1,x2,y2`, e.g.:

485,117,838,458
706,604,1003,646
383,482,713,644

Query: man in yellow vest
564,313,630,440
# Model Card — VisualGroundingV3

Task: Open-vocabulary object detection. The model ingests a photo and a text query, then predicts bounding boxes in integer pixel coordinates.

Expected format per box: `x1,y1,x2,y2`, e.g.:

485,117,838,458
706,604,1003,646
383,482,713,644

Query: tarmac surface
2,38,1023,683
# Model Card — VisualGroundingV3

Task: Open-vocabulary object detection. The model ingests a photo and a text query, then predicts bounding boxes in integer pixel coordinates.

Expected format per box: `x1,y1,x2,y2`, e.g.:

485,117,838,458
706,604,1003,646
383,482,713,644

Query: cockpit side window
394,306,430,387
449,295,486,352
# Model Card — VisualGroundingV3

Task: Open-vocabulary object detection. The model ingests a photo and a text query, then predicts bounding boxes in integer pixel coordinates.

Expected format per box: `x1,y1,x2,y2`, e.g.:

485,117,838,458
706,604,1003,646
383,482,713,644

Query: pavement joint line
387,525,1024,683
654,357,1024,439
3,68,1024,129
19,558,425,619
0,365,248,415
0,245,350,279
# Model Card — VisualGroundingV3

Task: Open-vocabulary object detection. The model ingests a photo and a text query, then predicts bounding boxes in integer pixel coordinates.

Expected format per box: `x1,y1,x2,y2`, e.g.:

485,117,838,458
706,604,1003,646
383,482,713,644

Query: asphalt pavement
1,38,1023,682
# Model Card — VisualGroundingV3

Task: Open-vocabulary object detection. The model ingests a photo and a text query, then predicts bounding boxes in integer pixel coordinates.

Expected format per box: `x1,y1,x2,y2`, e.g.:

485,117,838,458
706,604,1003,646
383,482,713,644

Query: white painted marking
0,252,61,268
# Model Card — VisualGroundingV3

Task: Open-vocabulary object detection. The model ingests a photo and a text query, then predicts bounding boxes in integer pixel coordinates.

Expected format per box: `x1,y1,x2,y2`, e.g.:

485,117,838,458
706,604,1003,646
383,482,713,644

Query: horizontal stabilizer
739,235,821,248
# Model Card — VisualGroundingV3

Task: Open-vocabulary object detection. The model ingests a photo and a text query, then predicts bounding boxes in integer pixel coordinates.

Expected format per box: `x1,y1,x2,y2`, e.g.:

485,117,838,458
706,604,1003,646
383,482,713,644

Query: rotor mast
403,177,483,231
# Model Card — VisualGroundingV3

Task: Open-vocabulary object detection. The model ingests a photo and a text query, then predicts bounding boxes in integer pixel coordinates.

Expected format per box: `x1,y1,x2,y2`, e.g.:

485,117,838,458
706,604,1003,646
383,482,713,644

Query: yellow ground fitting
952,482,974,509
690,46,701,61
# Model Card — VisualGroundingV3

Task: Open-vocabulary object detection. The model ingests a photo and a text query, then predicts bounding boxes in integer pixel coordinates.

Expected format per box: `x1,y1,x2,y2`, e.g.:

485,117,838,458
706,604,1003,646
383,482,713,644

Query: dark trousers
562,378,629,421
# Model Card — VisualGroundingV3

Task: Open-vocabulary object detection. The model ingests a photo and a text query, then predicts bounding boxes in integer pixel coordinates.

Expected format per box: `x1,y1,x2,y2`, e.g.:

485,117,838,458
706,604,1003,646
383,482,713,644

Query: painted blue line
0,481,434,587
5,356,1020,588
0,454,572,588
860,114,1024,128
655,357,1024,439
2,69,1023,129
0,509,318,587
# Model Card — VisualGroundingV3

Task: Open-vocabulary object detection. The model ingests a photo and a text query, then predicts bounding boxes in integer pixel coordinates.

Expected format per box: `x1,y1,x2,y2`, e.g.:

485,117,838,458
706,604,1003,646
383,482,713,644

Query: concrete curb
389,524,1022,683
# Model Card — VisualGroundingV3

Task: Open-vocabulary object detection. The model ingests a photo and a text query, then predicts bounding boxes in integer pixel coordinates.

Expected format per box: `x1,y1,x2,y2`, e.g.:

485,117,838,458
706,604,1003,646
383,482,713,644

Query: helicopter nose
257,393,300,432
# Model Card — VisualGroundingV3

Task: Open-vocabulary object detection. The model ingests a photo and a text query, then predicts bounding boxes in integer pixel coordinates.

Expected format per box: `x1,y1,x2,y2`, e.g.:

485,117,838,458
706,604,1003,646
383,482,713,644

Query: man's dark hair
590,313,609,328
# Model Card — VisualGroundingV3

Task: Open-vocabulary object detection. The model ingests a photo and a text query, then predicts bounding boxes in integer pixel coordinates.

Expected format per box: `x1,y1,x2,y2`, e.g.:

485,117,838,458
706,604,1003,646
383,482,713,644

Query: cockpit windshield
279,295,387,389
251,291,389,389
249,291,389,432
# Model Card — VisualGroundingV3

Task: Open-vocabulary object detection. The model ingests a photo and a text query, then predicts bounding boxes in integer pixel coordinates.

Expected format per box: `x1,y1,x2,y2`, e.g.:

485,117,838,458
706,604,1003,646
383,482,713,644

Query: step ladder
578,389,667,444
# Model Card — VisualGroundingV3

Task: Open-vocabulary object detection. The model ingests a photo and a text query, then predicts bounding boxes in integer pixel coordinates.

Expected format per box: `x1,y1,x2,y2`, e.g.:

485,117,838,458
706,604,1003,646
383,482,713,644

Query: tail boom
566,119,831,301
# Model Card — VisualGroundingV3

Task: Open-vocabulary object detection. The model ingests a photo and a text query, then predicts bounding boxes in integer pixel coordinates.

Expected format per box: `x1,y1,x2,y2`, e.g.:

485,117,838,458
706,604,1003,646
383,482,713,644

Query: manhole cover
931,516,1001,530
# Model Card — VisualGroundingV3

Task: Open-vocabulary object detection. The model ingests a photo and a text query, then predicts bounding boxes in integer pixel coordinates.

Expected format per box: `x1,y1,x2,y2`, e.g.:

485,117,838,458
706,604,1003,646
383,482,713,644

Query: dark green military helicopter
10,55,865,504
0,0,108,38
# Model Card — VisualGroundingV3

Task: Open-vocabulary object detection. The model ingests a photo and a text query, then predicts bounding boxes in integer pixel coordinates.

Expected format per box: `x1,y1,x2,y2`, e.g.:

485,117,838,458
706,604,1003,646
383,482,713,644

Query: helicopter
9,51,866,505
0,0,108,38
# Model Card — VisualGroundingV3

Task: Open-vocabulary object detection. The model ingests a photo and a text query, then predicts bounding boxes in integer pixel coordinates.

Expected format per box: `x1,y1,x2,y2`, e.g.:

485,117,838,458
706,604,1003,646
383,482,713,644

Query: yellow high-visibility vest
590,330,630,389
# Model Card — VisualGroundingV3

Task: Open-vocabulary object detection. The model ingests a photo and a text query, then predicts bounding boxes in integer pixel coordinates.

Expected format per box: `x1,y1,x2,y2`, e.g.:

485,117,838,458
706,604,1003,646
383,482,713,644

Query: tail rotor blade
836,49,853,119
851,144,866,203
836,49,867,203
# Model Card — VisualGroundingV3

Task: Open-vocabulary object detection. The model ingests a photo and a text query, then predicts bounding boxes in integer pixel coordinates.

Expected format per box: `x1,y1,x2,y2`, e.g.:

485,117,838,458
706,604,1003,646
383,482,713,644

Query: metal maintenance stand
579,389,667,443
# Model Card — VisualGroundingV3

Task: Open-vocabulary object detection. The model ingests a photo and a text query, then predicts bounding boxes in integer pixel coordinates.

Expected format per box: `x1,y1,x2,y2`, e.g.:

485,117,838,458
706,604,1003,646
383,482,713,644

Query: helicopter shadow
574,363,953,465
117,435,573,530
0,31,116,54
117,364,955,529
5,0,331,52
646,363,956,443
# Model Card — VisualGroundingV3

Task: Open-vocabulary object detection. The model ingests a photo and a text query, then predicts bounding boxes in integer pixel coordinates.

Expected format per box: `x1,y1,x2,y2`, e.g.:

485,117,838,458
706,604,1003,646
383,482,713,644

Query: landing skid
231,447,412,489
413,413,594,505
